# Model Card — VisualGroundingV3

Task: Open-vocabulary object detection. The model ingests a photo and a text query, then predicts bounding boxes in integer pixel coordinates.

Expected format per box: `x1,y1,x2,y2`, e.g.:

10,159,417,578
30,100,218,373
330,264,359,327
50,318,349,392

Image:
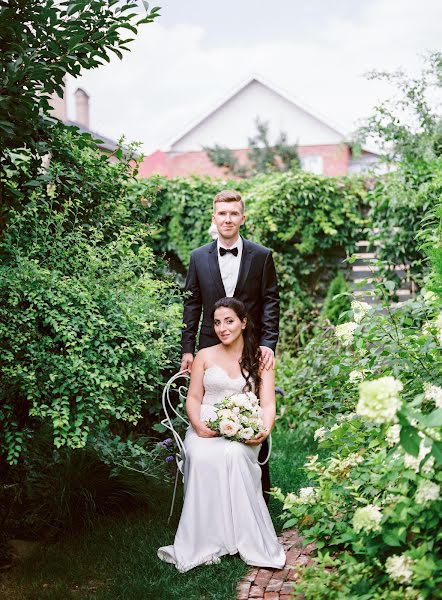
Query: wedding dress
157,365,285,573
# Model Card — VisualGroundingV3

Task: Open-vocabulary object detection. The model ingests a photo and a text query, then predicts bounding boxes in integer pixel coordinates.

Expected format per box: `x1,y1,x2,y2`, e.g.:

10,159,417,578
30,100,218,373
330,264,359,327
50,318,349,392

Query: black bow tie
219,246,238,257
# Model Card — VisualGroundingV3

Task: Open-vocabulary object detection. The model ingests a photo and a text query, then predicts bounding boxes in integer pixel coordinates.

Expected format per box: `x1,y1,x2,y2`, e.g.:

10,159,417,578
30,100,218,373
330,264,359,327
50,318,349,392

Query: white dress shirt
217,237,243,297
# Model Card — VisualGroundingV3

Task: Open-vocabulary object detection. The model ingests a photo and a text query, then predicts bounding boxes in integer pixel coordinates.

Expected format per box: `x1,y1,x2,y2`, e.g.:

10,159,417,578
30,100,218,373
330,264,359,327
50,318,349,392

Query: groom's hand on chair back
180,352,194,373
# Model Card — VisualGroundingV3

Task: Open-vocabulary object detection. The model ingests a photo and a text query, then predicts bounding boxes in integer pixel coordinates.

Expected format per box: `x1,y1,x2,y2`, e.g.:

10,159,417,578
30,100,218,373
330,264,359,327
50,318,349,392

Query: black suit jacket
181,237,279,354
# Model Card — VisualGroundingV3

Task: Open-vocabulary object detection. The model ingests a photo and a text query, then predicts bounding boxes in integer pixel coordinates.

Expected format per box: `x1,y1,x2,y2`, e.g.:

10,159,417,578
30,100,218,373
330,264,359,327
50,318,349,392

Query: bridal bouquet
206,391,266,442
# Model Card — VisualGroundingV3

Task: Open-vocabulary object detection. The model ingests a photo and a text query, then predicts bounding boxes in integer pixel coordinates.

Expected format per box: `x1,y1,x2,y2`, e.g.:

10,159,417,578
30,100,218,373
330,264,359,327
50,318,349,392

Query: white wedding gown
157,366,285,573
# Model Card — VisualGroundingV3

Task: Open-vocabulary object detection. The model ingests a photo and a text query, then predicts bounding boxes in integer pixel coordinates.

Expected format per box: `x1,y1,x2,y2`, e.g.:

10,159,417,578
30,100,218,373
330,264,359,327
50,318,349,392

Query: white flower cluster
283,487,318,509
351,300,372,323
335,321,358,346
385,424,401,447
424,383,442,409
328,452,364,477
349,370,365,382
385,554,414,584
352,504,382,534
207,391,265,442
314,426,327,442
356,376,403,424
415,479,440,505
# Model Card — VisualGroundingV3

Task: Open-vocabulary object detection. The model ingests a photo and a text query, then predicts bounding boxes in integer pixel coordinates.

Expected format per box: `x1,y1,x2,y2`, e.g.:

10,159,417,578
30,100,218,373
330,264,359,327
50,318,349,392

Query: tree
356,51,442,164
0,0,160,218
204,117,301,177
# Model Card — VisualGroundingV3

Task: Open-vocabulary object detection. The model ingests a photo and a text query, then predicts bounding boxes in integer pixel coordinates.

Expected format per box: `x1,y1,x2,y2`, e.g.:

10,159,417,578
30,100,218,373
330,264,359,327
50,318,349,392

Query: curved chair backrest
161,369,190,475
161,370,190,523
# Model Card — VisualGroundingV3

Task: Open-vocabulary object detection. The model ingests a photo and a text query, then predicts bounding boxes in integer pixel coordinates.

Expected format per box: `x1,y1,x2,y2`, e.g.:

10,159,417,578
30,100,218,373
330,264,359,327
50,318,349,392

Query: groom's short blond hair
213,190,244,213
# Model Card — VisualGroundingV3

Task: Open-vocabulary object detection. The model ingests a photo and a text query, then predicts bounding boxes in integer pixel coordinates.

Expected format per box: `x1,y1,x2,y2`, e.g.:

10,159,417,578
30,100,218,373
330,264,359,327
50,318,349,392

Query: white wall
170,79,345,152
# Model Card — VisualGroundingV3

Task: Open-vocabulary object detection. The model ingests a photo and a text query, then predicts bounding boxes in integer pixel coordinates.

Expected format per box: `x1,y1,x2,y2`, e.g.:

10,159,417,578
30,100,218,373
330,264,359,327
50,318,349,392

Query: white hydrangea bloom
351,300,372,323
352,504,382,534
415,479,440,504
299,487,316,500
314,426,327,442
423,290,437,305
385,554,414,584
335,322,358,346
349,370,364,382
386,424,401,447
424,383,442,409
356,376,403,424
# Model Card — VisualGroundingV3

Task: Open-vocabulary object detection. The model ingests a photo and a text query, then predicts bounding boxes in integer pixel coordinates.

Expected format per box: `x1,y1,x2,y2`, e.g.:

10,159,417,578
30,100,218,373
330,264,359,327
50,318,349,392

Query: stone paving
236,530,315,600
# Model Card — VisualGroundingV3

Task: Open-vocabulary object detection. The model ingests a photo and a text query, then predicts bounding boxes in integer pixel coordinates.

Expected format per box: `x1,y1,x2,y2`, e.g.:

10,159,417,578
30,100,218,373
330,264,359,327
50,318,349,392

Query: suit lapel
208,240,226,297
234,237,253,296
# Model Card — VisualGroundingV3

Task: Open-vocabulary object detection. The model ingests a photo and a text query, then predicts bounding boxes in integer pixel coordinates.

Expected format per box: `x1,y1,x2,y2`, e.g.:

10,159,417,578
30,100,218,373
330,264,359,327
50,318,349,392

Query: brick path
236,530,315,600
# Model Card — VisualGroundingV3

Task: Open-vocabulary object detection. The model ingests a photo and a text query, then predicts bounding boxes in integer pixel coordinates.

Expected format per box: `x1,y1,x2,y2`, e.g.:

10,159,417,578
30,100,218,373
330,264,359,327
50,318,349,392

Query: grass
0,425,316,600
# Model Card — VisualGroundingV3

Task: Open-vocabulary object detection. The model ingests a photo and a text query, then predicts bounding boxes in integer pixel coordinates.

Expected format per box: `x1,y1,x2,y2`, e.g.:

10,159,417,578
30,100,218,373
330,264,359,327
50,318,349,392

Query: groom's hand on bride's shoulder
259,346,274,370
180,353,194,373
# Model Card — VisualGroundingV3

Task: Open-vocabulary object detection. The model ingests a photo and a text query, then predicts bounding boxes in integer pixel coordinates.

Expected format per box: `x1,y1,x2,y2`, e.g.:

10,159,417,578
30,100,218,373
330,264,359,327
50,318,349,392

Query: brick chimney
48,76,67,122
74,87,90,128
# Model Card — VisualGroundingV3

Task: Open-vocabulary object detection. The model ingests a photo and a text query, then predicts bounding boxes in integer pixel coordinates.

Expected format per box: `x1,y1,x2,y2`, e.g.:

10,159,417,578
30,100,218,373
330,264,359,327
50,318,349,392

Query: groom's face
212,201,245,241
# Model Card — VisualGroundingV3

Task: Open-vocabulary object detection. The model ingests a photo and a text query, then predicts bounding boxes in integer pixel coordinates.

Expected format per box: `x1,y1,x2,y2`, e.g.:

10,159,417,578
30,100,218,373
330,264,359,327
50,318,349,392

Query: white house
139,75,378,179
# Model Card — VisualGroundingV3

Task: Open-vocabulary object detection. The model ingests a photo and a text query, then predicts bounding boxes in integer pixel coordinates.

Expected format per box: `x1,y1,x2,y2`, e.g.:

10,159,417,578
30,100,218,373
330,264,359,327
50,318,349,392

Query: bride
157,297,285,572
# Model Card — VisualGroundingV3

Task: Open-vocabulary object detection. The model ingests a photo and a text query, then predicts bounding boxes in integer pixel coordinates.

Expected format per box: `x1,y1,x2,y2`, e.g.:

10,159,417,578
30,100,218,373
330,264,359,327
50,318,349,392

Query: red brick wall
298,144,350,176
138,144,350,179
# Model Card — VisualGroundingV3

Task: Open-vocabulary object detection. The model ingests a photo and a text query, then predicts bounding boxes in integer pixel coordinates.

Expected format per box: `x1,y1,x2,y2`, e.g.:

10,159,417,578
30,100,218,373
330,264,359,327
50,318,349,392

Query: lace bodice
202,366,247,406
198,366,256,424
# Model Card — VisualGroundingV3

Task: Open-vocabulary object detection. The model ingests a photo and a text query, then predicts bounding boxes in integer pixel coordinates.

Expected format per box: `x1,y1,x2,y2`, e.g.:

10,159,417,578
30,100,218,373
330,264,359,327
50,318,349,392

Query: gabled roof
164,74,348,151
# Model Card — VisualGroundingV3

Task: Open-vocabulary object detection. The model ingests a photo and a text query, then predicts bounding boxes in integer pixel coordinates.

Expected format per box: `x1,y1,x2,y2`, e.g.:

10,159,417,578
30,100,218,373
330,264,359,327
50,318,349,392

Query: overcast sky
68,0,442,154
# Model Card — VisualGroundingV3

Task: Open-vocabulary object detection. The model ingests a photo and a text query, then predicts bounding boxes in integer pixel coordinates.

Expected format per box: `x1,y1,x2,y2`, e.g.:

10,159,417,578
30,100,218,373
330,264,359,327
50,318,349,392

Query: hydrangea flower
415,479,440,504
385,554,414,584
351,300,372,323
424,384,442,409
356,376,403,424
352,504,382,534
314,426,327,442
349,370,364,382
335,322,358,346
386,424,401,447
299,487,316,501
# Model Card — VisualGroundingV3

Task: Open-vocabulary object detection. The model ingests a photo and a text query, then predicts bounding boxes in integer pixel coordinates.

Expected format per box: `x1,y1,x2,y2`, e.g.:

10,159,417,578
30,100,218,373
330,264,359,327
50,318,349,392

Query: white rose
239,427,254,440
219,419,240,437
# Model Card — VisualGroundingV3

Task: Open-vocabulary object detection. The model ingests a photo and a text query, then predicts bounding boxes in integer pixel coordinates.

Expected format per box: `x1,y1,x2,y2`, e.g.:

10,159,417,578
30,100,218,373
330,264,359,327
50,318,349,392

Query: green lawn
0,427,315,600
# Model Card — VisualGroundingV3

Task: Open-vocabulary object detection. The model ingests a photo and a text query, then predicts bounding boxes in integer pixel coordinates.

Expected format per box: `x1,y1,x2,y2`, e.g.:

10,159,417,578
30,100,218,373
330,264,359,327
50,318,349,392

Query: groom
180,189,279,502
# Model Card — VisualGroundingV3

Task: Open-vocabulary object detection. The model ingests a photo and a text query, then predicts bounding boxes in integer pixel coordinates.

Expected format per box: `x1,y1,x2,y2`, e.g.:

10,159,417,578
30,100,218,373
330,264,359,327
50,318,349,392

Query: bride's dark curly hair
211,297,261,394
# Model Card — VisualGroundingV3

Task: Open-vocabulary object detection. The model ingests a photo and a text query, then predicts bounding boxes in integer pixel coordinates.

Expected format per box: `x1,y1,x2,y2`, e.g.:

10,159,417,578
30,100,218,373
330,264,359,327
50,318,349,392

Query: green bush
244,171,367,348
320,271,352,325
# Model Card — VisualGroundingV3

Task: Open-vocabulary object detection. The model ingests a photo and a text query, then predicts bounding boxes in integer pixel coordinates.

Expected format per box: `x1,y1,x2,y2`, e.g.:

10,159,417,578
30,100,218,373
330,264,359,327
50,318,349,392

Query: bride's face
213,307,246,345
